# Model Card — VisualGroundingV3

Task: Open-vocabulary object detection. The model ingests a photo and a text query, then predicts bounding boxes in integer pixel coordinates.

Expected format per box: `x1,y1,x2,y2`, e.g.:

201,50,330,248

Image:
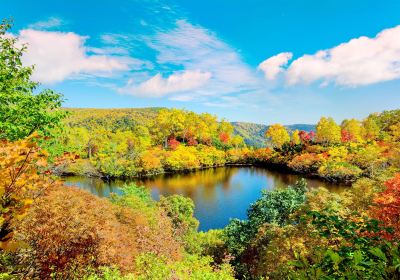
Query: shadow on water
63,167,346,231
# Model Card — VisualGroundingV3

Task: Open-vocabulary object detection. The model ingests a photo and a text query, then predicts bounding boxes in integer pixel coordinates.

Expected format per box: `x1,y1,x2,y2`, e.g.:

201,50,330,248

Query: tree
341,119,364,142
152,109,185,147
0,20,65,141
363,116,380,140
0,135,57,249
298,130,315,144
158,195,199,245
265,124,290,148
231,135,245,149
316,117,341,144
291,129,301,145
224,180,308,278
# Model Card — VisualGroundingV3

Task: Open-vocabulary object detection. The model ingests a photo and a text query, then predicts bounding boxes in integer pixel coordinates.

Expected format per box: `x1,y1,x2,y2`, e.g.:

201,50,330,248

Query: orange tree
0,135,58,249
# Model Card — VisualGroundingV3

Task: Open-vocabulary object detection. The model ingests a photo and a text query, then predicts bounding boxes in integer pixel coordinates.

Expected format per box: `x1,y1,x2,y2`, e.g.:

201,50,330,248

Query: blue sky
2,0,400,124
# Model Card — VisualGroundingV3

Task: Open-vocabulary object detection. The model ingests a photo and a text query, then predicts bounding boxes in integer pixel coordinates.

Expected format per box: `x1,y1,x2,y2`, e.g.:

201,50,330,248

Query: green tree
0,20,65,141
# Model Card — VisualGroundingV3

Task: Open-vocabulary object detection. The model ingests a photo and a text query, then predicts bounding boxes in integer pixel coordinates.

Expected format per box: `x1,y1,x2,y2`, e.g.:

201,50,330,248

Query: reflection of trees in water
136,167,239,201
253,168,346,192
64,167,346,203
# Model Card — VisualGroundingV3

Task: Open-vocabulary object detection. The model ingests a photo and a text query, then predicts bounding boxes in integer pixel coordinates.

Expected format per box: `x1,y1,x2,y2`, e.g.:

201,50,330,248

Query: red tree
299,130,315,144
167,137,180,150
370,174,400,240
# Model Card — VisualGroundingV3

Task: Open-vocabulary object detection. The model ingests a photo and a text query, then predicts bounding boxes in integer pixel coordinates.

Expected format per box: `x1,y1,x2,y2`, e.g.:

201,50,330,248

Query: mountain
232,122,315,147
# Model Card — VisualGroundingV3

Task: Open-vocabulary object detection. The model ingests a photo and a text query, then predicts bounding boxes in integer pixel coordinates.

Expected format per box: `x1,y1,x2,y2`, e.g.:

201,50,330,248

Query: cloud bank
260,25,400,87
16,29,133,84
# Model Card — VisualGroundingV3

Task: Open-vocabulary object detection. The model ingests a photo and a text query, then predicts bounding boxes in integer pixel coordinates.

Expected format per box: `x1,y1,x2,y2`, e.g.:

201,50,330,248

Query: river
63,166,346,231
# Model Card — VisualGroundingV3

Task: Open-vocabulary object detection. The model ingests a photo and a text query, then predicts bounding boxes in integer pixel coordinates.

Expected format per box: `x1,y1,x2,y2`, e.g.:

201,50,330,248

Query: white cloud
258,52,292,80
120,70,211,97
121,19,259,99
284,25,400,86
28,17,64,30
17,29,131,84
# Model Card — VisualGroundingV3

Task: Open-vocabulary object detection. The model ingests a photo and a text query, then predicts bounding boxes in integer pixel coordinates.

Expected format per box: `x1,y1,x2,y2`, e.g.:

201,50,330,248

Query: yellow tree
341,119,364,142
152,109,185,147
291,129,301,145
265,124,290,148
316,117,341,144
231,135,245,149
0,135,58,249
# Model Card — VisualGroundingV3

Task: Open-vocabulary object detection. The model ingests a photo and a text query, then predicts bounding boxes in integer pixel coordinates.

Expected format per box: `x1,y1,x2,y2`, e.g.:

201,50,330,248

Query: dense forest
1,20,400,279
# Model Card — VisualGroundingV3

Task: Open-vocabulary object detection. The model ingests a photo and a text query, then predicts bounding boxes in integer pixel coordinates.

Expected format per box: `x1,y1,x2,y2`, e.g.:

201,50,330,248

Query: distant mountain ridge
232,122,315,147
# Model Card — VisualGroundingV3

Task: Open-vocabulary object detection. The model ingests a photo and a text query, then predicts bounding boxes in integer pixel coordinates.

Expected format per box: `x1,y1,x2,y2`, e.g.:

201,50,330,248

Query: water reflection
63,167,346,230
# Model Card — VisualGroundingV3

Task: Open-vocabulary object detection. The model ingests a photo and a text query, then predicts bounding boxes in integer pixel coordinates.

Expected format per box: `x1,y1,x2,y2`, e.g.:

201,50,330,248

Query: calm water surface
63,167,346,231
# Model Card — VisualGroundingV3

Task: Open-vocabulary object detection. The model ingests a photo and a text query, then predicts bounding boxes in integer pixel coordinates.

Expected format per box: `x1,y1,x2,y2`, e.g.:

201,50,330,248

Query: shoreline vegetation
1,19,400,279
51,106,399,186
55,161,353,186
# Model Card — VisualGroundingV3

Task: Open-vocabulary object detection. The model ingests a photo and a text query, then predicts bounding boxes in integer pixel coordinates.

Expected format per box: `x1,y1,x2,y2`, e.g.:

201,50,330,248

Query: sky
2,0,400,125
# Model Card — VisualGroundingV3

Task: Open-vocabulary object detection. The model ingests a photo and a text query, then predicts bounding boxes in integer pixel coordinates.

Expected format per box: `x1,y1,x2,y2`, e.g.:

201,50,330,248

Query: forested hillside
63,108,315,148
232,122,315,147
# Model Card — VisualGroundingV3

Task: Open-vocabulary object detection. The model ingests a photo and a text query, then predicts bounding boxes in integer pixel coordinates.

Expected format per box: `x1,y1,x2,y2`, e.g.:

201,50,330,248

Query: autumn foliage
0,136,58,249
370,173,400,240
18,186,182,278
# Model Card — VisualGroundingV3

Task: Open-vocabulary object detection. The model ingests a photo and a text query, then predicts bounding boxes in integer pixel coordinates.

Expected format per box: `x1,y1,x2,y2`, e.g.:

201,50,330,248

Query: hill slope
232,122,315,147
